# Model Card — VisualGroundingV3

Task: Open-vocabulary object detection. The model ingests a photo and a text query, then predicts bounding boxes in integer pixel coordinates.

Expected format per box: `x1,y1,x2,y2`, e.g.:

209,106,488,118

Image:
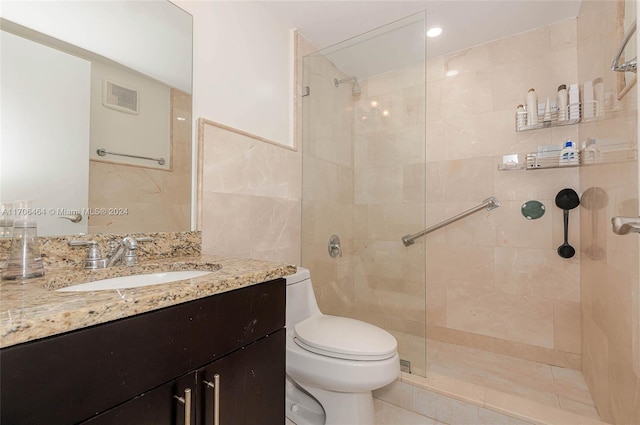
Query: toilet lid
293,315,397,361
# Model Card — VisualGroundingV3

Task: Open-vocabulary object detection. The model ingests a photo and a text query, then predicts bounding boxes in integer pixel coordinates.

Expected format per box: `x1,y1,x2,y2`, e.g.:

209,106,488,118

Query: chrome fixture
328,234,343,258
69,236,153,269
174,388,192,425
97,148,166,166
203,374,220,425
611,216,640,235
611,19,637,73
402,196,500,247
334,76,361,97
58,213,82,223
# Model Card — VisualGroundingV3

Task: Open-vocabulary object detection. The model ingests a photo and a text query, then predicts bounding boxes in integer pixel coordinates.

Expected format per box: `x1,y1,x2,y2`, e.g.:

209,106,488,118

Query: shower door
300,12,428,376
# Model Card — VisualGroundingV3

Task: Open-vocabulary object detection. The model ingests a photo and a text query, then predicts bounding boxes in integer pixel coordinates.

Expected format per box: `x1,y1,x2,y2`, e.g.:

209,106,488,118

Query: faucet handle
68,240,107,269
121,236,153,266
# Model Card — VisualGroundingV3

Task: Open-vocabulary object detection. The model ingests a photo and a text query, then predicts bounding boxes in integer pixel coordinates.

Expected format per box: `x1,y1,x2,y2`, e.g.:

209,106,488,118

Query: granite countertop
0,255,296,349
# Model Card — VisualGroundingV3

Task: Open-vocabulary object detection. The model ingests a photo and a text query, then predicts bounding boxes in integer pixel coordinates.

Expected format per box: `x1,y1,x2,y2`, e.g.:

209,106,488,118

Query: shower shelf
498,144,637,171
515,101,599,132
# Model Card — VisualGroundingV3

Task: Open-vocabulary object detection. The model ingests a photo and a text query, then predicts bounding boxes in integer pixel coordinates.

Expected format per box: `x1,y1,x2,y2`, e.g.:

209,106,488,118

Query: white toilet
285,267,400,425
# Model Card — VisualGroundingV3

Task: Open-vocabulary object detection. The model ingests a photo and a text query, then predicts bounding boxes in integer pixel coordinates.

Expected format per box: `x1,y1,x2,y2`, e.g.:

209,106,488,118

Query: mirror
0,1,193,237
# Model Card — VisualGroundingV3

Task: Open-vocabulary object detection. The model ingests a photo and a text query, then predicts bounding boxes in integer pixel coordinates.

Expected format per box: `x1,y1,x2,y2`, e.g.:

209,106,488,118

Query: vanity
0,243,295,425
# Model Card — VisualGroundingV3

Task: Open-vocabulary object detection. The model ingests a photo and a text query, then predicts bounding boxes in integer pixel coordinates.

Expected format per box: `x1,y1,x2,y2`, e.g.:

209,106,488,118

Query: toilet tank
285,267,322,330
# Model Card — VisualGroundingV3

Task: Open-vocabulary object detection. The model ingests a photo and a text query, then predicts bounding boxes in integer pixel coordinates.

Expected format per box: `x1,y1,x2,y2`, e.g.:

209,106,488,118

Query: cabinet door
197,330,285,425
81,372,197,425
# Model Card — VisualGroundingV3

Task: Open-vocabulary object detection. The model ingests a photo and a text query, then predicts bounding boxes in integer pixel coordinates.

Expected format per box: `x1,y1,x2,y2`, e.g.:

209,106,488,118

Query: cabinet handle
174,388,192,425
203,374,220,425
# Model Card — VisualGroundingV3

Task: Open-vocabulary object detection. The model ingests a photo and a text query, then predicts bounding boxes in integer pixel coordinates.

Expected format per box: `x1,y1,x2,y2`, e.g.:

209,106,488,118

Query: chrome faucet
69,236,153,269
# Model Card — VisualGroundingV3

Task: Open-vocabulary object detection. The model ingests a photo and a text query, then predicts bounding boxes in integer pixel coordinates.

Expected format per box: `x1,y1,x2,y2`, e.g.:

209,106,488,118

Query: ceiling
261,0,583,79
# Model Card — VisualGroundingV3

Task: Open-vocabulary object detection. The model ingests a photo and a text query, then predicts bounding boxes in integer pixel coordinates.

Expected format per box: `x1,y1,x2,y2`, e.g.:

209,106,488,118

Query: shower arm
402,196,500,247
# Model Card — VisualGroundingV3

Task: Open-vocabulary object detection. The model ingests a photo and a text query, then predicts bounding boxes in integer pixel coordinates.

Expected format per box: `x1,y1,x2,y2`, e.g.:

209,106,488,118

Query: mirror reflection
0,1,193,237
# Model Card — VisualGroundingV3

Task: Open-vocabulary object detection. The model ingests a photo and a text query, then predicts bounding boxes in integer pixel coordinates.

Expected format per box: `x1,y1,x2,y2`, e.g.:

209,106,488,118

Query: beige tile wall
88,89,191,233
299,29,429,373
301,19,587,372
577,1,640,423
351,63,428,373
198,119,301,264
300,35,358,318
424,19,582,368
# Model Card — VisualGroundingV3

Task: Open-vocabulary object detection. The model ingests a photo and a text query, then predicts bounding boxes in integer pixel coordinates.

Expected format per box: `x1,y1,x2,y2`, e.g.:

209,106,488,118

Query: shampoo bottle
526,88,539,126
557,84,568,121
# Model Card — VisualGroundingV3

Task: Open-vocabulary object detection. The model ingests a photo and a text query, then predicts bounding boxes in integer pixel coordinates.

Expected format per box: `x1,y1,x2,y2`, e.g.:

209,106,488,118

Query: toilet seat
293,315,397,361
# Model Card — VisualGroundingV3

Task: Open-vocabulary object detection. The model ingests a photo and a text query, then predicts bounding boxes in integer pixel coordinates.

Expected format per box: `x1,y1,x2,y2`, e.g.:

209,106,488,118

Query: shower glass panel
301,12,427,376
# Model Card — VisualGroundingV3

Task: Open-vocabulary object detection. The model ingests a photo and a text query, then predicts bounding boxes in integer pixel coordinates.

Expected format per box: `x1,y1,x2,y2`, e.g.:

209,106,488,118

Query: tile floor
286,399,441,424
418,339,599,420
286,339,600,424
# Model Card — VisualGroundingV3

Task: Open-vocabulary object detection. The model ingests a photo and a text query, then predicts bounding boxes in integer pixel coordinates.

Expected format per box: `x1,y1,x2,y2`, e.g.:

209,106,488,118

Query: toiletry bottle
582,80,594,120
568,84,580,121
559,140,579,166
543,97,551,126
526,88,539,126
593,77,604,117
557,84,568,121
516,104,527,130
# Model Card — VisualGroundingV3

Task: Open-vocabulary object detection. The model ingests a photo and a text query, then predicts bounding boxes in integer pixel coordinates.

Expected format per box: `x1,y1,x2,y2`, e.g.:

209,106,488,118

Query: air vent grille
103,80,138,114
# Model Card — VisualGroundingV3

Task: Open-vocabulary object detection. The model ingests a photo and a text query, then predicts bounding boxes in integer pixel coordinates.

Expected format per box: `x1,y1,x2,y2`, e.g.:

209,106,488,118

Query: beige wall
198,119,301,264
299,29,429,372
351,65,428,373
300,35,357,317
577,1,639,423
88,88,191,233
424,18,582,370
300,17,586,374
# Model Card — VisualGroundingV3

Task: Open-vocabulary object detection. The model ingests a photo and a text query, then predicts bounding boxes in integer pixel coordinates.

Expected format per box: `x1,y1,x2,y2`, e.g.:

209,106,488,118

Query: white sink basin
57,270,213,292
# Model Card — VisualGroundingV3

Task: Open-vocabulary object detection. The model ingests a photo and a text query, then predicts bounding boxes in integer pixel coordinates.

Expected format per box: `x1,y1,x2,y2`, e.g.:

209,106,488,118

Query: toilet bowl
285,267,400,425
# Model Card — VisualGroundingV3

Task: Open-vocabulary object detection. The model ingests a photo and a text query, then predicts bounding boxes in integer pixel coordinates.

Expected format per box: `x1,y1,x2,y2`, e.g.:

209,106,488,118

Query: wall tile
199,121,301,264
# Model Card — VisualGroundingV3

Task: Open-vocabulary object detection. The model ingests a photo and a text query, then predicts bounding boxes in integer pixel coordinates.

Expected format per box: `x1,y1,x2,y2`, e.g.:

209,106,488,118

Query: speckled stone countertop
1,248,296,349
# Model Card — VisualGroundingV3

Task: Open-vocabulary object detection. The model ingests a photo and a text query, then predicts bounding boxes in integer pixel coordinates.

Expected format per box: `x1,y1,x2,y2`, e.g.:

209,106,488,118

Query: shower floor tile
425,339,600,420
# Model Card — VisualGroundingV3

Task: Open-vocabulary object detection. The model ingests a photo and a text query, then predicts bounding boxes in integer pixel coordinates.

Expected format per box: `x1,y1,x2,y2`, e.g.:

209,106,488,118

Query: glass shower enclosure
300,12,428,376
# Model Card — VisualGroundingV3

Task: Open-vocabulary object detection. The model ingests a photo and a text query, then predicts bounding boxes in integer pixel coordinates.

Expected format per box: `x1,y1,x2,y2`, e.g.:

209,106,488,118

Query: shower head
334,76,361,97
352,80,361,97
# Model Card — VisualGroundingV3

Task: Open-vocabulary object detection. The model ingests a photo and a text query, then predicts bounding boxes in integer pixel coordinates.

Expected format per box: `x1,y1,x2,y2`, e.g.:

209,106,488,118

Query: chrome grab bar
97,148,166,165
402,196,500,247
611,19,637,73
611,216,640,235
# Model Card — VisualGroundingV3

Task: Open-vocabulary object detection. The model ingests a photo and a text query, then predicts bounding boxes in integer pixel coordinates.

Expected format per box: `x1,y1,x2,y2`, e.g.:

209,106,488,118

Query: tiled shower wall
577,1,639,423
300,37,358,317
301,18,586,372
350,66,427,372
424,19,582,369
300,32,429,373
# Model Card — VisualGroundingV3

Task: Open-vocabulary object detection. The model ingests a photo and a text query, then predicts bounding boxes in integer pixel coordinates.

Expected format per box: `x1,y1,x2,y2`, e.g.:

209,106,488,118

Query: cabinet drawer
1,278,285,425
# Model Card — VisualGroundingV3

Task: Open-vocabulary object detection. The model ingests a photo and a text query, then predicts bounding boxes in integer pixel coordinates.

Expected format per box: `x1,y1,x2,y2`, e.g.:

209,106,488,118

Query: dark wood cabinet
82,372,198,425
0,278,285,425
198,331,285,425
